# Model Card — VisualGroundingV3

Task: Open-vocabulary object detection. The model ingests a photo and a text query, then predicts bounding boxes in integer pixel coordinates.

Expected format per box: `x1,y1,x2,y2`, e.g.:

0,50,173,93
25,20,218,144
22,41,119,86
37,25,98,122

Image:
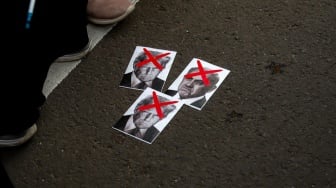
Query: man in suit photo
165,67,220,109
113,95,176,143
120,50,171,91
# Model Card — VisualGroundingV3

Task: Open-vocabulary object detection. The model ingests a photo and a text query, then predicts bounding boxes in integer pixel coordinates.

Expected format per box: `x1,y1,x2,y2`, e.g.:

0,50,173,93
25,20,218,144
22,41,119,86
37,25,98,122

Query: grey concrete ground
1,0,336,187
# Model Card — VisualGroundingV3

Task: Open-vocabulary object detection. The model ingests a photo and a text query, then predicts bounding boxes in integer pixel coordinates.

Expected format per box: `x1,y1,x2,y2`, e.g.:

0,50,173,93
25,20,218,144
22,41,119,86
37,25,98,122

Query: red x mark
138,91,178,119
184,60,222,86
135,48,170,71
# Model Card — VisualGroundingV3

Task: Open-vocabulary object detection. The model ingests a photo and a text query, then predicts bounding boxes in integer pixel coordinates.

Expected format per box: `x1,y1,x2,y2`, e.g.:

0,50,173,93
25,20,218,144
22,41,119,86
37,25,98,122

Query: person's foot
87,0,139,25
0,124,37,147
54,40,91,63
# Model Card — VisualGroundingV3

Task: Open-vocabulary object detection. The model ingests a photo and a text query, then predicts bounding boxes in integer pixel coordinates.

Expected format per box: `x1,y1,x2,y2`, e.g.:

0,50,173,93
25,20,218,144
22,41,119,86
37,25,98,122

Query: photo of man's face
113,88,183,144
133,50,170,83
133,108,160,129
120,47,177,92
177,67,219,99
134,63,161,82
165,58,230,110
178,74,208,99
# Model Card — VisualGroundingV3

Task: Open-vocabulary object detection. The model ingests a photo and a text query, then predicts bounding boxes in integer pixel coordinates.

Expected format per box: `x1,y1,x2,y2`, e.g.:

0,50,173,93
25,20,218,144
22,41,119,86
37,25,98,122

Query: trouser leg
0,162,14,188
1,0,89,135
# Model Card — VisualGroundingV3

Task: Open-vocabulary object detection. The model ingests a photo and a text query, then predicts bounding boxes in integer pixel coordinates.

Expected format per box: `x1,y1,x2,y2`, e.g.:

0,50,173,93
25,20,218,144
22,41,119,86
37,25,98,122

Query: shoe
54,41,91,63
87,0,139,25
0,124,37,147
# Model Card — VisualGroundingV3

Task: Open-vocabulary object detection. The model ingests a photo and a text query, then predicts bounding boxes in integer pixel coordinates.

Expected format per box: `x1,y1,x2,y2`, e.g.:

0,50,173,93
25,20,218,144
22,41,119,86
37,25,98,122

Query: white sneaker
87,0,139,25
54,41,91,63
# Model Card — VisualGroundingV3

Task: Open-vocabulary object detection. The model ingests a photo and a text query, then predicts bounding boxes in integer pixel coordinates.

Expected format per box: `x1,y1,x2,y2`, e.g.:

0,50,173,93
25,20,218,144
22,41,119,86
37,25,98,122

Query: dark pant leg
0,162,14,188
1,0,88,135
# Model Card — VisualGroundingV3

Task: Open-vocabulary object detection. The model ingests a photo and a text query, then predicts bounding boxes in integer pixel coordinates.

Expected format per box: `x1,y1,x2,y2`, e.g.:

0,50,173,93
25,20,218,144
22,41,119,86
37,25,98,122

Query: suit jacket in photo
165,89,207,109
120,72,165,91
113,115,160,143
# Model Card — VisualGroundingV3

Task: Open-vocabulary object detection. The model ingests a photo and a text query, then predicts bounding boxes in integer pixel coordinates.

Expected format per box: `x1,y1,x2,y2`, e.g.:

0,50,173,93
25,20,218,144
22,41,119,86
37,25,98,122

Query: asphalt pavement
1,0,335,187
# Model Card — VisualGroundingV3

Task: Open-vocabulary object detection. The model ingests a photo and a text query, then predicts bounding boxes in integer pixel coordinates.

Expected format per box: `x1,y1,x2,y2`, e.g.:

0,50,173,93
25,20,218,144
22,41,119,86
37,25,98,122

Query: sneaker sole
54,41,91,63
0,124,37,147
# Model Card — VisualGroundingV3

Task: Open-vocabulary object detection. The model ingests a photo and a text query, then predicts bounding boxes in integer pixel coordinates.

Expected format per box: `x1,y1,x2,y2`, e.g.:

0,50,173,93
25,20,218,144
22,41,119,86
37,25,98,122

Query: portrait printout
119,46,177,92
112,88,183,144
165,58,230,110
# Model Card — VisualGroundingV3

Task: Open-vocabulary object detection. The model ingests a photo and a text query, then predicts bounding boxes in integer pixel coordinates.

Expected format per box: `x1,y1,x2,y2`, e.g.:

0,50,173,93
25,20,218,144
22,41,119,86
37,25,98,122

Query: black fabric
190,96,206,109
164,90,207,109
0,163,14,188
1,0,88,135
114,115,160,143
165,89,178,96
120,72,165,91
134,82,146,89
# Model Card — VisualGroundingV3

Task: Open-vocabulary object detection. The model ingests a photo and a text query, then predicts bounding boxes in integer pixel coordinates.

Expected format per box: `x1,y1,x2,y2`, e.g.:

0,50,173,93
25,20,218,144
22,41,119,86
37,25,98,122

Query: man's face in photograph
133,50,170,83
133,108,160,129
134,63,161,82
177,67,219,99
178,73,209,99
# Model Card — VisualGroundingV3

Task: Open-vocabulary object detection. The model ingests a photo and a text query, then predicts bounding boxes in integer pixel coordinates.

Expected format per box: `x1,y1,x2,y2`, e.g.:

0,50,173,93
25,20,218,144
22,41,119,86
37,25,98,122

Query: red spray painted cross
135,48,171,71
138,91,178,119
184,60,223,86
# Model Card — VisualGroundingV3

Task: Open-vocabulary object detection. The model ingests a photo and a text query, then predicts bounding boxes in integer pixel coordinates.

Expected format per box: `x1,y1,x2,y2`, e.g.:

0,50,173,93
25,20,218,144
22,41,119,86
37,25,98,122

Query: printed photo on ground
112,88,183,144
120,46,177,92
165,58,230,110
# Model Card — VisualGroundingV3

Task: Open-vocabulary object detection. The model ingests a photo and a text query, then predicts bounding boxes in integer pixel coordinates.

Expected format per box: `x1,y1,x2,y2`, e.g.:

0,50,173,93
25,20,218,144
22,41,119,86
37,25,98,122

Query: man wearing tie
113,95,176,143
165,67,220,110
120,50,171,91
